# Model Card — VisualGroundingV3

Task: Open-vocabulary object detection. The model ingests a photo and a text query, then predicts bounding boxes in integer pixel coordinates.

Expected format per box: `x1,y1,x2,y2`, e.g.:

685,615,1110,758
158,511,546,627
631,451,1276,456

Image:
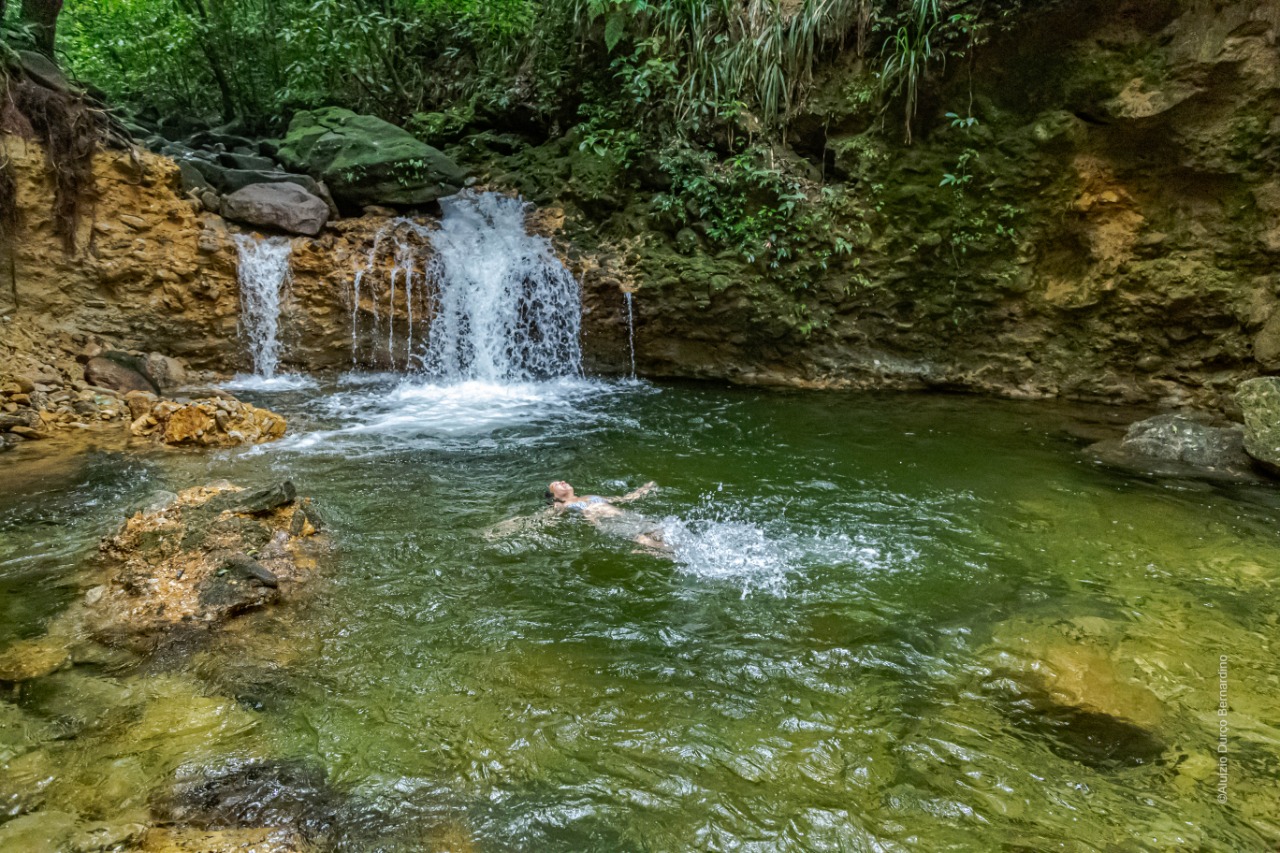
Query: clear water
3,380,1280,850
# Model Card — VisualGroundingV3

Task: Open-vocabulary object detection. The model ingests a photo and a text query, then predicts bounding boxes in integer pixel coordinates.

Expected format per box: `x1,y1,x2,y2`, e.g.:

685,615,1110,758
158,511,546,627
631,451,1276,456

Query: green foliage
653,142,859,282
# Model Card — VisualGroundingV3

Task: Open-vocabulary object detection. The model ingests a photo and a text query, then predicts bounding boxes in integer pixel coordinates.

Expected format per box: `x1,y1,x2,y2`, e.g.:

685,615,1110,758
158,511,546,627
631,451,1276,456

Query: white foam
222,374,318,392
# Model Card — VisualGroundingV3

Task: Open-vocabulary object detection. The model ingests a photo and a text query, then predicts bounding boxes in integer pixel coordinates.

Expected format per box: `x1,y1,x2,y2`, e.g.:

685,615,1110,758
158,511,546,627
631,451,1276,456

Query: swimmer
546,480,669,553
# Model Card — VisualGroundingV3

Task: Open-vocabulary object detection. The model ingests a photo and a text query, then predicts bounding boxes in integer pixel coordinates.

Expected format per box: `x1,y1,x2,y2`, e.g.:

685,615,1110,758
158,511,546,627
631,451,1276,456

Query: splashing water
234,234,293,378
624,291,637,379
423,191,582,381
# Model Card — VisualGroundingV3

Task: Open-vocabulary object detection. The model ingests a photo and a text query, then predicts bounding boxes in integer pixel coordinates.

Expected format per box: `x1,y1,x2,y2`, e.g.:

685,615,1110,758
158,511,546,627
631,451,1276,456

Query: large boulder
1236,377,1280,473
277,107,466,208
84,353,160,395
183,158,339,215
222,183,329,236
1087,413,1255,480
86,482,326,651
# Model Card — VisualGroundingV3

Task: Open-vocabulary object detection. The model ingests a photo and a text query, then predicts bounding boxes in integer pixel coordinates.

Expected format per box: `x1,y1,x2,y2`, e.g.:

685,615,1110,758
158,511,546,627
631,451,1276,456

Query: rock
1236,377,1280,473
12,376,36,393
982,619,1166,769
9,425,46,440
84,353,160,395
216,553,280,588
177,159,216,195
0,810,78,852
140,827,315,853
0,637,70,682
1087,413,1255,480
219,151,277,172
86,482,326,650
222,184,328,236
277,107,466,208
131,397,287,447
185,159,338,216
153,759,340,844
214,481,297,514
143,352,187,390
124,390,159,421
0,410,41,430
1119,414,1248,468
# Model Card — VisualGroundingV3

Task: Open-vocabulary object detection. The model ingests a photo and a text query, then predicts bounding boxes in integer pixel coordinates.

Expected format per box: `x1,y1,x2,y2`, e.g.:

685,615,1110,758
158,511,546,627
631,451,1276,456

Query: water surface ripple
2,379,1278,850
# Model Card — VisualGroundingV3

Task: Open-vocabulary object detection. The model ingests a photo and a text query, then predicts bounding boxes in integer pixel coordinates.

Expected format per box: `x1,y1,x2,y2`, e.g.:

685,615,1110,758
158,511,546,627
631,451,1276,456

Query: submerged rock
139,826,315,852
131,397,287,446
981,619,1166,769
277,107,466,207
0,636,70,683
222,184,329,237
1087,413,1255,481
86,482,326,650
1236,377,1280,474
153,759,340,841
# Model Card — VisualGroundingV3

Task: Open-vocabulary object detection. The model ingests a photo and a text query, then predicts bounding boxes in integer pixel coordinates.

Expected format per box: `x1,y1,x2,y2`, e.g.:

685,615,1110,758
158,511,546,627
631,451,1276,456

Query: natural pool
2,377,1279,850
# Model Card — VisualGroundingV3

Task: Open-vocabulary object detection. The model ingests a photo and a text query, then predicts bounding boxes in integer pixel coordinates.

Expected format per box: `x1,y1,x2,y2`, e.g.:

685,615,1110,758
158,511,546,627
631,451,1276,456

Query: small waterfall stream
234,234,293,378
623,291,637,379
350,219,433,370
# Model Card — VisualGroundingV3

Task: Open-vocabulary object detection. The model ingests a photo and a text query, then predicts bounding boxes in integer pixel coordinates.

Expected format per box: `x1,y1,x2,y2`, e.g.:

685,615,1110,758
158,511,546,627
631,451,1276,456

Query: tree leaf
604,12,626,54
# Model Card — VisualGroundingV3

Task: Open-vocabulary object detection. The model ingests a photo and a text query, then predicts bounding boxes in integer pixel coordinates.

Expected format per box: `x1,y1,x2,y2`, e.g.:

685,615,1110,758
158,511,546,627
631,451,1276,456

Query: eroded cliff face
0,139,414,378
501,0,1280,409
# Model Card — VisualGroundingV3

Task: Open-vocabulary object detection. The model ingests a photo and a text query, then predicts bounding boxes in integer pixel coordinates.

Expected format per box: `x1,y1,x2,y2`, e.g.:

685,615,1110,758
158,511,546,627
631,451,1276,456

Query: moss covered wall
478,0,1280,409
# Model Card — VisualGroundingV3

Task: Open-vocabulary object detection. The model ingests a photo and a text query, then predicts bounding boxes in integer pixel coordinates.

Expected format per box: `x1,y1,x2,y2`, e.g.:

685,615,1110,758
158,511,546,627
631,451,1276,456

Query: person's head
546,481,575,503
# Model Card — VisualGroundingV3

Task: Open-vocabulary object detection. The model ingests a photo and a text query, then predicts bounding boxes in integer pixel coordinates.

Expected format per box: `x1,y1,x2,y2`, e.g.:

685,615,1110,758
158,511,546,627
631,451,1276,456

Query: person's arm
613,481,657,504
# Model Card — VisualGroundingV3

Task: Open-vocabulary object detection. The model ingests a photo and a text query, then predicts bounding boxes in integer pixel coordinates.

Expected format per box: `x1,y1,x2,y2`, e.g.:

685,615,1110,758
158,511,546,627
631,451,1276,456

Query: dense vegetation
42,0,1034,140
2,0,1040,284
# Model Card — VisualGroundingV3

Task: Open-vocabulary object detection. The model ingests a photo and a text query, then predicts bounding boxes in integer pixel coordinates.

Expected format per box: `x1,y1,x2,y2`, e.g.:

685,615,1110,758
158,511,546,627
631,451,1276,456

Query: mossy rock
277,107,466,208
1236,377,1280,473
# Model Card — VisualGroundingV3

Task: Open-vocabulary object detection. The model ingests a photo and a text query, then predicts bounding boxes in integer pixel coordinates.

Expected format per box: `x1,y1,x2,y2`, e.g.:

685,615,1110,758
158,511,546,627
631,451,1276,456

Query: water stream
232,234,293,380
423,192,582,381
624,291,636,379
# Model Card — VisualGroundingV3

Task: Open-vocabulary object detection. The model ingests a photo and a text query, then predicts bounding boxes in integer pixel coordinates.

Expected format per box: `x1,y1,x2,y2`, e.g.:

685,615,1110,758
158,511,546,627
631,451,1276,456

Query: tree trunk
20,0,63,57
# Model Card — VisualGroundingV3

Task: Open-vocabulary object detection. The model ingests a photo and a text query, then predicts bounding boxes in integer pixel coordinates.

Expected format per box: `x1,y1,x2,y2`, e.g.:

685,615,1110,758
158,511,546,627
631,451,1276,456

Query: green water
2,379,1279,850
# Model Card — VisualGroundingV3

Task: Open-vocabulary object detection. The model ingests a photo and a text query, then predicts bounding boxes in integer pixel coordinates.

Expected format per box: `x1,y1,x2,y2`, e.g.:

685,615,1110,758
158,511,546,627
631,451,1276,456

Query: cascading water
423,192,582,381
345,194,581,380
623,291,637,380
233,234,293,378
349,219,434,370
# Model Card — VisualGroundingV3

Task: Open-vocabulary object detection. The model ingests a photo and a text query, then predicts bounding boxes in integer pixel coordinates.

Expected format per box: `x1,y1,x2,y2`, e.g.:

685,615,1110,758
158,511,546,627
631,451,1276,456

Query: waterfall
234,234,293,378
423,192,582,381
349,218,434,370
623,291,637,379
346,192,582,381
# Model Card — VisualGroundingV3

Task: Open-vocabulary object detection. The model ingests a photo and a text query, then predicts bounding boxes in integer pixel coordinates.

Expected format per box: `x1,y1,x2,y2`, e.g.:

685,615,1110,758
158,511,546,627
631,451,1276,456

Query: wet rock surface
152,759,340,842
130,398,288,447
1086,413,1257,481
1237,377,1280,473
86,482,326,651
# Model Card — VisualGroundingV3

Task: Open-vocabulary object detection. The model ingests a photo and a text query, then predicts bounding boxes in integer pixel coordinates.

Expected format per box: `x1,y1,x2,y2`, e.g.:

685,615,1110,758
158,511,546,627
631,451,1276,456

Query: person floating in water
546,480,670,553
